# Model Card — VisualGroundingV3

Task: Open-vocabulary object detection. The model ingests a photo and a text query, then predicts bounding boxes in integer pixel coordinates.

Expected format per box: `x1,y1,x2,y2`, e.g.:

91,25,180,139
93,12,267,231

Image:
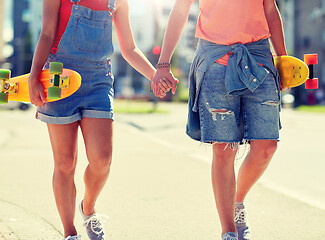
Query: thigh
198,63,240,143
242,72,280,140
47,122,79,162
80,118,113,162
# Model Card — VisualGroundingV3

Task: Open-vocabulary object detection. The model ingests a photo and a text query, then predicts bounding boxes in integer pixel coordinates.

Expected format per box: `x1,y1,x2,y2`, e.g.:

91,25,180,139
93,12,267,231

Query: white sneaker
235,202,250,240
79,201,108,240
64,235,81,240
222,232,238,240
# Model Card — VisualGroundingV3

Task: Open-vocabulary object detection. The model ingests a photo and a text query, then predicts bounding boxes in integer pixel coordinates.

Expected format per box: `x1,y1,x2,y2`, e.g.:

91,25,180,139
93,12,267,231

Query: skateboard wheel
0,69,11,80
49,62,63,75
304,54,318,65
305,78,318,89
0,92,9,104
48,86,62,100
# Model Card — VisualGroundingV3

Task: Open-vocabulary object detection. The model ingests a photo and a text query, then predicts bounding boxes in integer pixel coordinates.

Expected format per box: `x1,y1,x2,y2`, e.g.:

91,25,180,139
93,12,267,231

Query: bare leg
211,143,238,235
47,122,79,237
80,118,113,215
236,140,277,202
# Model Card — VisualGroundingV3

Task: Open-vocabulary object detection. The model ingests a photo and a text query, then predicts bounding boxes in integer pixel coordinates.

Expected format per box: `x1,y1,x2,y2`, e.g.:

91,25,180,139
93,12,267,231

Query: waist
47,53,111,71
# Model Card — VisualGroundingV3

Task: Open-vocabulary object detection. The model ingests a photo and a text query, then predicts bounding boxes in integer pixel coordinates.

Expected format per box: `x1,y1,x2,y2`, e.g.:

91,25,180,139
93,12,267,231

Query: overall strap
70,0,115,12
108,0,116,11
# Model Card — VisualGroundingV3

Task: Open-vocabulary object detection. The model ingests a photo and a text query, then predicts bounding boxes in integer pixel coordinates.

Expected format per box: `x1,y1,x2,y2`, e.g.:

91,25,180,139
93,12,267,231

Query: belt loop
71,0,80,4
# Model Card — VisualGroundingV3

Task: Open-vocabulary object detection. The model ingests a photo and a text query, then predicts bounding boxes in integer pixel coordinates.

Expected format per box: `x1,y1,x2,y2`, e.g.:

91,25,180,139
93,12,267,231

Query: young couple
29,0,286,239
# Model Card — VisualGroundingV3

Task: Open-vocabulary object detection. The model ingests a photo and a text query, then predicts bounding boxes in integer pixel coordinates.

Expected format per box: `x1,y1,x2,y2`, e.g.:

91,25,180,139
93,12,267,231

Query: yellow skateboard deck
274,54,318,89
274,55,309,88
0,62,81,104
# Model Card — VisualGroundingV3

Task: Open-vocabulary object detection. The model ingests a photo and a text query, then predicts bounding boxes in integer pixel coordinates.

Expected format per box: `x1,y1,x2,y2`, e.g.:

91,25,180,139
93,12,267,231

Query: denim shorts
198,62,280,143
36,59,114,124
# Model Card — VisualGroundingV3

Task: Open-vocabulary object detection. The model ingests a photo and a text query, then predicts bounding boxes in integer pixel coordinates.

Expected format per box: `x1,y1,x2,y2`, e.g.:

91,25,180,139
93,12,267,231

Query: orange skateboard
0,62,81,104
274,54,318,89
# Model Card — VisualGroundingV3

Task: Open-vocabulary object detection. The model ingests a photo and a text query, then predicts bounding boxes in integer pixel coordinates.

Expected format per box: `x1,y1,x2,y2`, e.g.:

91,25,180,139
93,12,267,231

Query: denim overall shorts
37,0,116,124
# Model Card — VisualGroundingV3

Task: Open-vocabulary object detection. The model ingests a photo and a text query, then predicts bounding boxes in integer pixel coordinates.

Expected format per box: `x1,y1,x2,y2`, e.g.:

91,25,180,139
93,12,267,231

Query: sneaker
234,202,250,240
64,235,81,240
222,232,238,240
79,201,107,240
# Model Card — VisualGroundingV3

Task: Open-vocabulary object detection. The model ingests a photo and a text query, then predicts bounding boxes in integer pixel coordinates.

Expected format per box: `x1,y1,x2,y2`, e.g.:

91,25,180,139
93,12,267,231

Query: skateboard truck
304,54,318,89
48,62,64,99
2,82,19,93
0,69,13,104
50,76,70,89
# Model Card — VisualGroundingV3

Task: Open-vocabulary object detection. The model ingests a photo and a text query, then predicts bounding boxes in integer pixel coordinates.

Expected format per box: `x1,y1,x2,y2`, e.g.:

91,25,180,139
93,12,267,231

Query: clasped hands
150,68,179,98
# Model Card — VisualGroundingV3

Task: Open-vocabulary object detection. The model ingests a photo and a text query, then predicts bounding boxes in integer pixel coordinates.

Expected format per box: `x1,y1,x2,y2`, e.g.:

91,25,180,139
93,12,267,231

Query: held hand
150,68,179,98
275,53,288,92
28,76,47,107
279,80,287,91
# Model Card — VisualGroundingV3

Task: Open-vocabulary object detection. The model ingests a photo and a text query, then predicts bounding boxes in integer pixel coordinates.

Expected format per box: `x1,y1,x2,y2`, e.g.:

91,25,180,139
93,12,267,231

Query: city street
0,102,325,239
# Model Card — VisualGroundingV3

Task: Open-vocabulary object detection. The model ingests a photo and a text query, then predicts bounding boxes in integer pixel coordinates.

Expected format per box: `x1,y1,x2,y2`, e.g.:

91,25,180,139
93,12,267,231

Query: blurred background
0,0,324,106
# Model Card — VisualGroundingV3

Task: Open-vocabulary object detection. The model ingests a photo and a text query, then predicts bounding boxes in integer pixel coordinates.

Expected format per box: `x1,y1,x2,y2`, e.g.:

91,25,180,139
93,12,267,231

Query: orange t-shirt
194,0,271,64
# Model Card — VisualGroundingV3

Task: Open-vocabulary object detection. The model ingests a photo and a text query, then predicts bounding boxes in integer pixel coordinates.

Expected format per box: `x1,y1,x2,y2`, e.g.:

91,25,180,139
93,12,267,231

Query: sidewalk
0,103,324,239
0,222,18,240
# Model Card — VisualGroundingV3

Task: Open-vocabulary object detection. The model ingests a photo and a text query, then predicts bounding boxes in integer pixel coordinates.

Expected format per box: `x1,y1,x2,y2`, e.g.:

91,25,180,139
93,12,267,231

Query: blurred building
3,0,32,76
0,0,4,62
0,0,14,68
277,0,295,54
292,0,325,106
278,0,325,106
29,0,42,51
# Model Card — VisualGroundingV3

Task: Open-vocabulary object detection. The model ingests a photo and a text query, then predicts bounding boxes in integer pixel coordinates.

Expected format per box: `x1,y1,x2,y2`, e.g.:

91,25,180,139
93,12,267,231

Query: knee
252,141,277,164
212,143,237,167
263,141,277,159
89,152,112,173
54,153,77,175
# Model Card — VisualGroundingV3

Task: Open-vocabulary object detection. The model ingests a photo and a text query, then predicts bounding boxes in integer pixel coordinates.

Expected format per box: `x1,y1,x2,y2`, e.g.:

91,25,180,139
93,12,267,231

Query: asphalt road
0,103,324,239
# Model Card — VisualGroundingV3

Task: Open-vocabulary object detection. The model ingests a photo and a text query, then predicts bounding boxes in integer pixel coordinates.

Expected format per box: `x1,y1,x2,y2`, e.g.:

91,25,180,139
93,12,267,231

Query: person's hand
150,68,179,98
278,76,289,91
28,75,47,107
155,77,173,98
279,80,286,91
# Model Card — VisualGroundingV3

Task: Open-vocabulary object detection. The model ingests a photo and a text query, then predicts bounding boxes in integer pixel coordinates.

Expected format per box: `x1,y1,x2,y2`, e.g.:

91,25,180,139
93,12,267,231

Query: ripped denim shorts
198,62,281,144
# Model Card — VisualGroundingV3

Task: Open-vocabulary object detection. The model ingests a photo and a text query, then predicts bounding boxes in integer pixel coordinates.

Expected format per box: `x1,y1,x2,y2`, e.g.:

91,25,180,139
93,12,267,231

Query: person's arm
114,0,156,82
264,0,287,56
28,0,61,107
151,0,193,96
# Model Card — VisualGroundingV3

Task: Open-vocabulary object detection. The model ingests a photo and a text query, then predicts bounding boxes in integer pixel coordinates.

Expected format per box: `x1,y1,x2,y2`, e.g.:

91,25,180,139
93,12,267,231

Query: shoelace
235,208,247,226
84,214,109,235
